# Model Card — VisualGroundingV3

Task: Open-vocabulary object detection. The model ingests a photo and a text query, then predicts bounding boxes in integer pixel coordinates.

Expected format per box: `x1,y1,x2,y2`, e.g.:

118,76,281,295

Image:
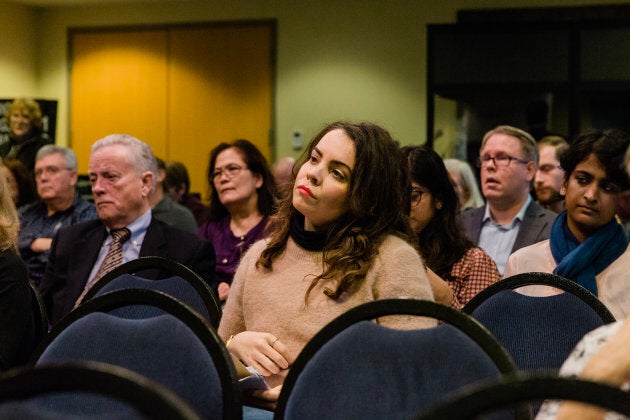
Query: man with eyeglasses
535,136,569,214
460,125,557,275
18,145,97,287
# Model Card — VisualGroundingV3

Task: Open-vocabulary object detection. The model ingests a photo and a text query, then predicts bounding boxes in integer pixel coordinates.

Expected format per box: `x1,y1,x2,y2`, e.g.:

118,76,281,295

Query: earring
436,202,443,210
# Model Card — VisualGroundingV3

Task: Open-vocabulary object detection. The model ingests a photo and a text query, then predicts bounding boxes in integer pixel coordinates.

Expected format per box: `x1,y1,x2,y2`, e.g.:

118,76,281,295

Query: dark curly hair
561,129,630,191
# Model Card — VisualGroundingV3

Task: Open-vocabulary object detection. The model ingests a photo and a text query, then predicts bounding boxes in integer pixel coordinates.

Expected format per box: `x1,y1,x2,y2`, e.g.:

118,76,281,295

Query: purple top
197,216,268,293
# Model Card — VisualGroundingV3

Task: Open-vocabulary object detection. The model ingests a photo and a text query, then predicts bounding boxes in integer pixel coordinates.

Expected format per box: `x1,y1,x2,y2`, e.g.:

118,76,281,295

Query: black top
0,248,35,371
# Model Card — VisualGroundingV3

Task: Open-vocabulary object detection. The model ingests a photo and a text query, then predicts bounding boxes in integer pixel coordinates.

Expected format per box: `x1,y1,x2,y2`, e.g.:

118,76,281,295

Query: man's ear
141,171,154,197
525,161,536,183
69,170,78,187
157,168,166,184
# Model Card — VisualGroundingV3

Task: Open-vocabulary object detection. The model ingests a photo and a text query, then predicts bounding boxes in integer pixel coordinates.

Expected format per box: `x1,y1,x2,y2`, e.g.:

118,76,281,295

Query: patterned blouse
448,246,500,310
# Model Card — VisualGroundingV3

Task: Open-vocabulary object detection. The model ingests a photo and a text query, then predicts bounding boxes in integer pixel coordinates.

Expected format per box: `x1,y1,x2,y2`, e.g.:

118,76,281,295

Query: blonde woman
0,160,34,371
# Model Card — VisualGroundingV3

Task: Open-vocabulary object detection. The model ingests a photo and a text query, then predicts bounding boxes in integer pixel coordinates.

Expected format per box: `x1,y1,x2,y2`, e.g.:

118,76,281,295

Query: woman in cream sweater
218,121,438,403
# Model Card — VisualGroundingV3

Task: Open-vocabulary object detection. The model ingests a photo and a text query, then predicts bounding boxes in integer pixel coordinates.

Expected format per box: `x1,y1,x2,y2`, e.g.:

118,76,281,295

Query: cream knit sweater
218,234,436,387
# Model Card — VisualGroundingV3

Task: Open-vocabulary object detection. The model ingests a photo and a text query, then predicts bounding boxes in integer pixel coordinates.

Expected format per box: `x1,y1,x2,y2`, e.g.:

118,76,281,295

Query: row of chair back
0,257,234,418
273,272,621,419
8,267,624,418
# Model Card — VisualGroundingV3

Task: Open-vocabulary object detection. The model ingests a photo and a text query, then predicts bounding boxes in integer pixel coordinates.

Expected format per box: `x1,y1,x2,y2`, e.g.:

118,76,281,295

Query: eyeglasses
212,164,246,180
411,188,430,207
34,166,72,178
477,154,530,168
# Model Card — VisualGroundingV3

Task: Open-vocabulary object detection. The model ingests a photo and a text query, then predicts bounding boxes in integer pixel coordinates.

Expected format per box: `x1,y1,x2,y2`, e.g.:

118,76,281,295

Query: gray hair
36,145,78,170
444,158,485,209
92,134,158,184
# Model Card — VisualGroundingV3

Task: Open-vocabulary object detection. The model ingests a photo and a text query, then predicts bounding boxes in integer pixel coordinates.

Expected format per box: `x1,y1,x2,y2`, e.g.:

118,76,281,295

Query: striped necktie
75,227,131,307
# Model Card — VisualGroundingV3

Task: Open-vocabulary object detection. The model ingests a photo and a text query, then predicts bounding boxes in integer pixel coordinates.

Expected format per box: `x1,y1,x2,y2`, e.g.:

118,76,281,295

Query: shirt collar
482,195,532,224
105,208,151,241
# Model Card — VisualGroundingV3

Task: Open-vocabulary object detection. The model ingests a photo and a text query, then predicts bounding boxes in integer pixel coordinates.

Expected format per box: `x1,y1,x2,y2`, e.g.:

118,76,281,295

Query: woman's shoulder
0,248,29,277
0,248,21,262
379,234,415,250
461,246,495,264
197,217,228,238
376,234,422,262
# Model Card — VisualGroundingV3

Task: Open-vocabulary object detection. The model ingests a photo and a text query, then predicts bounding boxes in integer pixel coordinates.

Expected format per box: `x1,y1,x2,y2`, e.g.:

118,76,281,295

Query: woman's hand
251,385,282,402
227,331,293,376
218,282,231,301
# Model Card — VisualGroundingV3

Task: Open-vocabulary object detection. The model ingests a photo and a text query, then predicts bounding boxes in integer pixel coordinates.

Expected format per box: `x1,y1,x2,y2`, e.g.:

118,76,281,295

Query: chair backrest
94,274,211,321
81,256,221,328
275,299,518,420
0,362,200,419
31,289,241,420
462,273,615,372
29,282,48,351
463,272,615,321
416,375,630,420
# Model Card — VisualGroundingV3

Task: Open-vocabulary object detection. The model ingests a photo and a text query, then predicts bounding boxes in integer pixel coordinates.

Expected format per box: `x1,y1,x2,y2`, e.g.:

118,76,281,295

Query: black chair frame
416,374,630,420
274,299,518,419
0,361,200,419
80,256,221,328
29,281,48,350
462,272,616,323
31,288,241,420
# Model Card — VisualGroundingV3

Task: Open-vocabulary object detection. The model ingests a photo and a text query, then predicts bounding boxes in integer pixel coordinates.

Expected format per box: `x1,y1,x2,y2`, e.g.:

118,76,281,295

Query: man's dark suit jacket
459,200,558,254
39,217,216,324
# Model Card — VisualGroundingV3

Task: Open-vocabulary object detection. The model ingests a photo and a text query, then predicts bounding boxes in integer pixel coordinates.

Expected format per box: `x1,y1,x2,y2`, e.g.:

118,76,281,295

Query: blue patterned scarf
550,211,628,295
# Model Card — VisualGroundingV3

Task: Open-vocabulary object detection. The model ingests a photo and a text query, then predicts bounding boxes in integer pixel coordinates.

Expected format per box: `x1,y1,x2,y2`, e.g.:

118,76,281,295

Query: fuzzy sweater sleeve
369,235,437,330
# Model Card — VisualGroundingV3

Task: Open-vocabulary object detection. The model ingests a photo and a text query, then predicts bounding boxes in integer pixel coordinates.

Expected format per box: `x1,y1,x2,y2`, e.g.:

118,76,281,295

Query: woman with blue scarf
504,129,630,319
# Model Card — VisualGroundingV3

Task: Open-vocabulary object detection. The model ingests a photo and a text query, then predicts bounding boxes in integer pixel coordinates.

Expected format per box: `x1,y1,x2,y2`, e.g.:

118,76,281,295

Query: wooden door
167,24,273,198
70,22,274,199
70,29,169,168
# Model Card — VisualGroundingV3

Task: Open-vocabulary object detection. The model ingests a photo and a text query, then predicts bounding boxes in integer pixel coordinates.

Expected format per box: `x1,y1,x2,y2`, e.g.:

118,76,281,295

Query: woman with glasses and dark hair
197,139,279,303
403,145,500,310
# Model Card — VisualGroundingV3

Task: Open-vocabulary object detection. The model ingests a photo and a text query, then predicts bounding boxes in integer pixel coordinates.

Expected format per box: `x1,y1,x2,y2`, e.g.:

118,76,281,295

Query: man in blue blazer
459,125,557,275
40,134,216,324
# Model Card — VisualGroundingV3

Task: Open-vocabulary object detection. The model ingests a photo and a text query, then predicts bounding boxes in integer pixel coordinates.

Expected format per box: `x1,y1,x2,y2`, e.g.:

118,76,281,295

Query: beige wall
4,0,630,159
0,3,39,96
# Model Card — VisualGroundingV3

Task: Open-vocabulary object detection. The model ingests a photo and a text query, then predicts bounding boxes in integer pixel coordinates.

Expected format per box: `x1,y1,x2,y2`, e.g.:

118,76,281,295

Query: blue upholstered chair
275,299,518,420
93,274,212,322
0,362,200,419
416,375,630,420
462,272,615,372
80,256,221,328
31,289,241,420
